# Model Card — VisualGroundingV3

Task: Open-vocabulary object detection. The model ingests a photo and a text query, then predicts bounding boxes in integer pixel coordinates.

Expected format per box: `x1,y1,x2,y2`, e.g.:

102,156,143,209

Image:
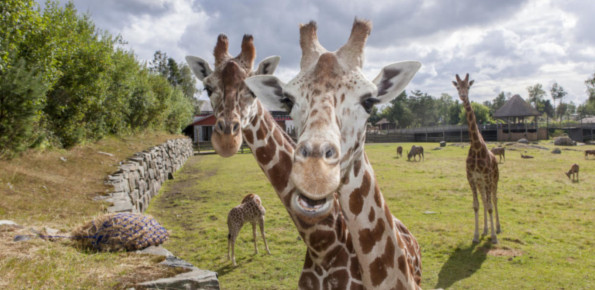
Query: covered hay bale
70,213,168,252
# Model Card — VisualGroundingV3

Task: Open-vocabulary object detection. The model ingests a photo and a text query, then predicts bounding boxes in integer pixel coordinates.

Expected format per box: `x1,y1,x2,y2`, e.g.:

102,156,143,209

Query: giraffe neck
241,100,363,288
338,151,419,289
462,96,485,148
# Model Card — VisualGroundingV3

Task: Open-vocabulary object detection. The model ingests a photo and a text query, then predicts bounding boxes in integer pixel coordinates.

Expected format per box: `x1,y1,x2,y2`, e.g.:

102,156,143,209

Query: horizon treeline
0,0,199,158
370,75,595,129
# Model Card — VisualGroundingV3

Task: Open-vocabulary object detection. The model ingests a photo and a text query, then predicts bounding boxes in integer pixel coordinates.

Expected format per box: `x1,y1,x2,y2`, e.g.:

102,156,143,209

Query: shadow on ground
435,241,490,289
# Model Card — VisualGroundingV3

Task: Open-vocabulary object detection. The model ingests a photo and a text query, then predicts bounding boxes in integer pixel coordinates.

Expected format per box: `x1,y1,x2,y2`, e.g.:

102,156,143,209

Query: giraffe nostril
216,120,225,133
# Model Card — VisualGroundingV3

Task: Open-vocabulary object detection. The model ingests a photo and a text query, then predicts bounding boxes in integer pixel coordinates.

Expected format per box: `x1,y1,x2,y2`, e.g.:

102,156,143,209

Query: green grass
149,141,595,289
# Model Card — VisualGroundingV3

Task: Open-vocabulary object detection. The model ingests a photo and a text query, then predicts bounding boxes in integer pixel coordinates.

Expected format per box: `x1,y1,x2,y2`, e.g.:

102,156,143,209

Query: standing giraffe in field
453,74,501,244
227,194,270,266
187,34,420,288
246,19,422,289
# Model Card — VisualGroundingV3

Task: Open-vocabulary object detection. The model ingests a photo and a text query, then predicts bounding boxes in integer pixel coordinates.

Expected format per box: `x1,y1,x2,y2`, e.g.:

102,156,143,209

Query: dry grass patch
0,131,185,288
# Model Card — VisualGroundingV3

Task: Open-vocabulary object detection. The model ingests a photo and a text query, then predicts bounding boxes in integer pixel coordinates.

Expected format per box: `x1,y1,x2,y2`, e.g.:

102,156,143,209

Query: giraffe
245,19,422,289
565,163,579,182
452,73,501,244
227,193,270,266
397,146,403,158
187,35,371,288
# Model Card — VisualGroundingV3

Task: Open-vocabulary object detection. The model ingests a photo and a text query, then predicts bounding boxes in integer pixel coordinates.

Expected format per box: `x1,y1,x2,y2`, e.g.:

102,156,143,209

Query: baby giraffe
566,164,579,183
227,194,270,266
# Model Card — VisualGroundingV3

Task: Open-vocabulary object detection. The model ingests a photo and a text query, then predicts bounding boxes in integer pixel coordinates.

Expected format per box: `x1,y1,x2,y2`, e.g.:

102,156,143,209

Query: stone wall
103,138,193,213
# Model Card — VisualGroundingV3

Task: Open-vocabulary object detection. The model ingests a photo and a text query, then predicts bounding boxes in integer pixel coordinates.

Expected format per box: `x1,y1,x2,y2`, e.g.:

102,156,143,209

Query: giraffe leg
485,187,498,244
229,232,238,266
251,222,258,254
493,181,501,234
470,181,480,243
481,190,488,237
259,216,271,254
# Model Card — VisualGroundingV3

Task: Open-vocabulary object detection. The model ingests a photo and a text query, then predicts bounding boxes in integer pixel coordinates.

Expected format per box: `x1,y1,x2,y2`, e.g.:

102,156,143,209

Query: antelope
566,163,579,182
491,147,505,163
407,145,424,161
396,146,403,158
585,150,595,159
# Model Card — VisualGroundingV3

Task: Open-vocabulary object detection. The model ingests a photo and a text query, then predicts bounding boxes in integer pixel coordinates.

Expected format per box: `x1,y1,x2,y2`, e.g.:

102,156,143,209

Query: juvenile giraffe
188,34,409,288
566,163,579,182
452,74,501,244
227,193,270,266
246,19,422,289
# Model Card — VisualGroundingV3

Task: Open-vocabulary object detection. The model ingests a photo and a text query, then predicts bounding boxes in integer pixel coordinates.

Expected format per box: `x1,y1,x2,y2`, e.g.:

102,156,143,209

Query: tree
459,102,493,125
550,82,567,120
527,84,546,107
0,59,47,157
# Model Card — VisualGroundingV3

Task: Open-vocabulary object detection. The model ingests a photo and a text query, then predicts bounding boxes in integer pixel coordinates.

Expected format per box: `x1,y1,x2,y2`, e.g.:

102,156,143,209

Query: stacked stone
104,138,193,213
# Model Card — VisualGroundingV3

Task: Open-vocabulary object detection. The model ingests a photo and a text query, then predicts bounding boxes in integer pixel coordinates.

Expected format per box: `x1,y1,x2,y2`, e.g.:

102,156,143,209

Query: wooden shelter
493,94,545,141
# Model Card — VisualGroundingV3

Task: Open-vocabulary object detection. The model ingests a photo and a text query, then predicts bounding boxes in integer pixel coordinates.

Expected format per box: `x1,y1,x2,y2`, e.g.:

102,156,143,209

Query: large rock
517,138,529,144
554,136,576,146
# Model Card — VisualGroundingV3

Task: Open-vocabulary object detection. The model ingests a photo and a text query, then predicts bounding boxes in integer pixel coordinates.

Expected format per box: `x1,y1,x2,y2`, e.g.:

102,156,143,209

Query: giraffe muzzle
211,118,243,157
291,191,333,218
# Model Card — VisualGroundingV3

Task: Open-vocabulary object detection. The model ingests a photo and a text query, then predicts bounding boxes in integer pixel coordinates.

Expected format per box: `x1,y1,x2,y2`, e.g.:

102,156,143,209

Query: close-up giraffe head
186,34,280,157
245,19,420,215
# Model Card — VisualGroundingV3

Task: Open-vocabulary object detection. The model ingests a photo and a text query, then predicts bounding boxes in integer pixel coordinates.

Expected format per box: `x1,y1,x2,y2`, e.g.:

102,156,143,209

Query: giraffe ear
452,81,458,88
185,56,213,81
244,75,288,111
372,61,421,104
469,80,475,87
255,56,280,75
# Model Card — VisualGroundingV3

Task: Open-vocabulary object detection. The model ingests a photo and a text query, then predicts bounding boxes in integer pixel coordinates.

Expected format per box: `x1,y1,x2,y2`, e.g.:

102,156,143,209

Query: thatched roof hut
493,94,540,120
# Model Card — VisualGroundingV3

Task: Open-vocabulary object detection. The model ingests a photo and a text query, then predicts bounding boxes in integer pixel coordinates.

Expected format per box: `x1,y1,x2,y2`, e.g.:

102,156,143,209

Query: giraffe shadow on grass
435,241,491,289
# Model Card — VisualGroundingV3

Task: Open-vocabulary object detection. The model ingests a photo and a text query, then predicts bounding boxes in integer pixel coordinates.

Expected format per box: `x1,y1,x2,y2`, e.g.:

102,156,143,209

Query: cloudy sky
40,0,594,105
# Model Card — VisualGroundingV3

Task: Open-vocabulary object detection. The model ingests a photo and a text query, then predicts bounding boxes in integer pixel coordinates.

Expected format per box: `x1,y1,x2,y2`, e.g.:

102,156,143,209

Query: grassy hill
0,132,185,288
149,141,595,289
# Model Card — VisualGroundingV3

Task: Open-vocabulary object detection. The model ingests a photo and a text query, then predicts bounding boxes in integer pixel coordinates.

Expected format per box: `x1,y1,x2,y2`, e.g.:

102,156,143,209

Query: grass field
149,141,595,289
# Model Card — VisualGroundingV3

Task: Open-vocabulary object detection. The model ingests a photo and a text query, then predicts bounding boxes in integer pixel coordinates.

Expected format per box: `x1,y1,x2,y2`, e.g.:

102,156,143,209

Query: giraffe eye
281,93,295,113
205,86,214,96
360,95,380,114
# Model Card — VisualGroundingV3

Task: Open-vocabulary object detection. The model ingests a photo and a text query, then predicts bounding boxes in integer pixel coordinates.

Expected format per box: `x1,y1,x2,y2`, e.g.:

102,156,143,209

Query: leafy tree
459,102,493,125
550,82,567,120
527,84,546,108
0,59,47,157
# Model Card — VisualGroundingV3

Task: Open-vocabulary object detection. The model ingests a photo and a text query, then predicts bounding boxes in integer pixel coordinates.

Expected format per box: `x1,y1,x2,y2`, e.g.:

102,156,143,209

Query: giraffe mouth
291,192,333,217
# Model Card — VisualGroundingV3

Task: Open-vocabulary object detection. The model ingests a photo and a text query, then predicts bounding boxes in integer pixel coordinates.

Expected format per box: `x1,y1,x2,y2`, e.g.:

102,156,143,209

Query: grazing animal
521,153,534,159
407,145,424,161
585,150,595,159
245,19,422,289
566,164,579,182
453,74,501,244
491,147,505,163
227,194,270,266
397,145,403,158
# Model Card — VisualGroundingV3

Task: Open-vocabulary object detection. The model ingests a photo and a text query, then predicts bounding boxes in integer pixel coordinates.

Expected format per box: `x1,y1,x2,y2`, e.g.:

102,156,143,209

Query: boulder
439,141,446,147
554,136,576,146
517,138,529,144
551,148,562,154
